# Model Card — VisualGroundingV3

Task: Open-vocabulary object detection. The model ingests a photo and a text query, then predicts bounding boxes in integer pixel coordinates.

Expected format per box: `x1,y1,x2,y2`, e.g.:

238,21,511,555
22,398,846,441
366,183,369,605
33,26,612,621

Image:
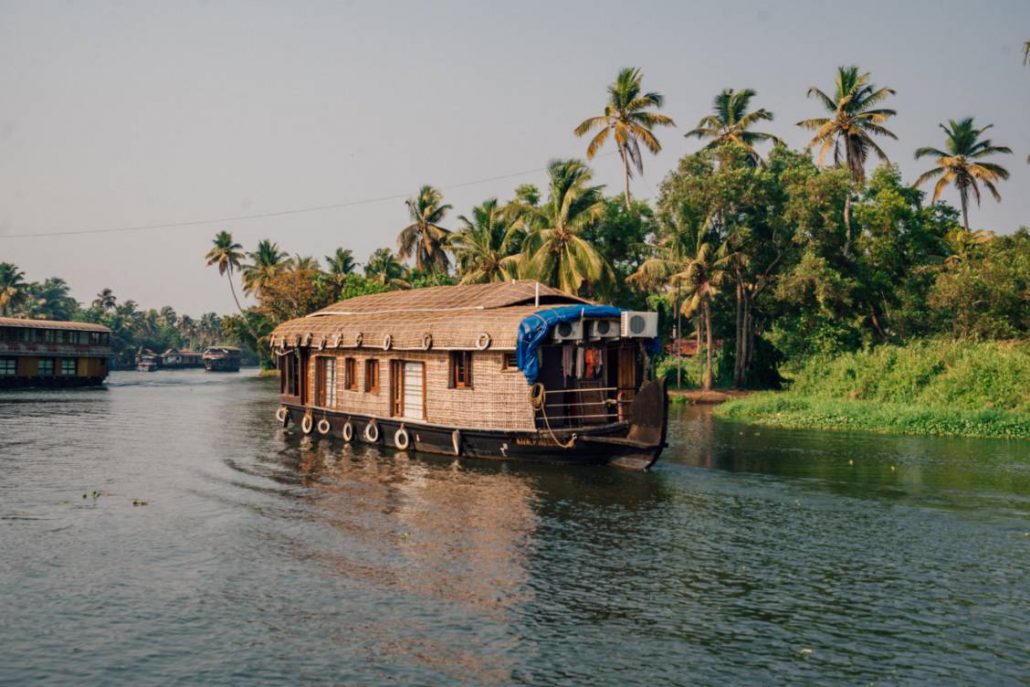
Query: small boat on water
268,281,668,470
203,346,241,372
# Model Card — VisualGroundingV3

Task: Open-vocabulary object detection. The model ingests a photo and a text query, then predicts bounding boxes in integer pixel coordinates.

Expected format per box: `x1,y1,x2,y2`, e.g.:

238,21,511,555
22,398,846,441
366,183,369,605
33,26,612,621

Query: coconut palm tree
450,199,523,284
25,277,76,320
671,240,734,391
204,231,248,318
289,255,320,272
519,159,610,295
797,66,897,182
242,240,287,295
365,248,410,288
397,186,452,273
574,67,675,207
325,248,357,278
914,118,1012,231
684,88,783,165
0,263,27,316
92,288,117,311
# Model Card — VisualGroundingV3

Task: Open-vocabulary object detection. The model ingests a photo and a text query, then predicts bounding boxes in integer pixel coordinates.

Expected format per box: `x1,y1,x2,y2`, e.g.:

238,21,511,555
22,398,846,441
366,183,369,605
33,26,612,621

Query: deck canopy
270,281,590,352
0,317,110,333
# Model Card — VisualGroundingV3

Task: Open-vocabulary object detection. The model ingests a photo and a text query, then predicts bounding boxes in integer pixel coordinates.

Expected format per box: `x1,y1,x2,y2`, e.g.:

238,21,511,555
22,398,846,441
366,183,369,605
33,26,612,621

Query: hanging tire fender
364,420,380,443
301,414,314,435
276,406,289,426
342,420,354,442
317,418,331,435
395,426,410,450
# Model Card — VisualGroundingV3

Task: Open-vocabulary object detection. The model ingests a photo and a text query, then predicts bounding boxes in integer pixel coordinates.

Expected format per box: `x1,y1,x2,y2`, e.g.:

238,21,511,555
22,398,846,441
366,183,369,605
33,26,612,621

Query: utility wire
1,151,620,240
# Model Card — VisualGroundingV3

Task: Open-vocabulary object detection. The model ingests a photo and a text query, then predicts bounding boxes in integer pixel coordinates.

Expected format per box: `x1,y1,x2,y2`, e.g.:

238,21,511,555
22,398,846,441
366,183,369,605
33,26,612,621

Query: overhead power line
0,152,619,240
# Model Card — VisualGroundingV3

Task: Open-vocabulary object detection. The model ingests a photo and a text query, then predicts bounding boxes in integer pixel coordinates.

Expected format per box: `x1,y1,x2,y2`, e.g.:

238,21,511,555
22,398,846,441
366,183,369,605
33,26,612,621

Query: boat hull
204,359,240,372
278,404,664,470
0,376,106,389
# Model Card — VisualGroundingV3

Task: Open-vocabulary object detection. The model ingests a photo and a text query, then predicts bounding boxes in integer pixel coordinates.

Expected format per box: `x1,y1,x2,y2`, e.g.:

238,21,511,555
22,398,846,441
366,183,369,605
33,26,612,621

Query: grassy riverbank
716,340,1030,439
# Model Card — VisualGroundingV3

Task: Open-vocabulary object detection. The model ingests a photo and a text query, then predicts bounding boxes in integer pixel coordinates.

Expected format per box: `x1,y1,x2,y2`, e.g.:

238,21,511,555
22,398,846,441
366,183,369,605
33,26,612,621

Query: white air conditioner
552,319,584,342
621,311,658,338
586,318,621,341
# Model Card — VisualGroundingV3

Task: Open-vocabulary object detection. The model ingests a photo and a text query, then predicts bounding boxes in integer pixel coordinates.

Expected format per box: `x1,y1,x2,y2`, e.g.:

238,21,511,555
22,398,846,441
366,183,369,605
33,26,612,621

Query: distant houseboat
136,350,161,372
0,317,112,388
161,348,204,369
203,346,241,372
268,281,668,470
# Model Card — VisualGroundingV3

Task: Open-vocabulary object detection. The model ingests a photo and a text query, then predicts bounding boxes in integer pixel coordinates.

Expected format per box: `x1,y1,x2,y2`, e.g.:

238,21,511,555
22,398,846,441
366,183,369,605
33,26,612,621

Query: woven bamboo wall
305,350,535,431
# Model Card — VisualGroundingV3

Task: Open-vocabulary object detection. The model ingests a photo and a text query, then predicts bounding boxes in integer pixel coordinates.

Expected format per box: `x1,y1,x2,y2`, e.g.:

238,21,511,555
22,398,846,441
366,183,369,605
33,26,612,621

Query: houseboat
203,346,241,372
161,348,204,369
136,348,161,372
0,317,112,388
268,281,668,470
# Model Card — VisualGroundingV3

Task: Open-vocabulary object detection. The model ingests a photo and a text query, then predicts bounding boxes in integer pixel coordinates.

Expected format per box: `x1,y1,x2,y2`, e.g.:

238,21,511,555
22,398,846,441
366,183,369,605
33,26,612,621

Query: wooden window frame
449,351,474,389
365,359,380,394
37,358,54,376
344,357,358,391
59,359,77,376
0,358,15,376
315,357,337,407
502,352,519,371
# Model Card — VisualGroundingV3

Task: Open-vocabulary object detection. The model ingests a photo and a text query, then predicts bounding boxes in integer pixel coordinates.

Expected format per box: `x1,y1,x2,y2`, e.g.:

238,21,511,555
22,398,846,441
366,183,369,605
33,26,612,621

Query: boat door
402,362,425,420
390,360,425,420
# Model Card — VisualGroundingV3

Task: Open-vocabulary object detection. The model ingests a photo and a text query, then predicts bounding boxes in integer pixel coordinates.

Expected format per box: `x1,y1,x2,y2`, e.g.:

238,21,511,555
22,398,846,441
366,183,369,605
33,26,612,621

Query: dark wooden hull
279,404,664,470
0,376,106,389
204,358,240,372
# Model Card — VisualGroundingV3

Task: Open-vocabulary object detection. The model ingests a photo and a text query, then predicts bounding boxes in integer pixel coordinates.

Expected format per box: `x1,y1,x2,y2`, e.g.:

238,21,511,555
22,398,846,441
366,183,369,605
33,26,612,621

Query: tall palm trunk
702,299,714,392
959,185,970,231
620,147,632,207
225,268,258,341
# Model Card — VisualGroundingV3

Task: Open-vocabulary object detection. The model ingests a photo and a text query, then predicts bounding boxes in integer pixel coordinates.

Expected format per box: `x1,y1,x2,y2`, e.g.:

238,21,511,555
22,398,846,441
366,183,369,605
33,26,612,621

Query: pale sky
1,0,1028,315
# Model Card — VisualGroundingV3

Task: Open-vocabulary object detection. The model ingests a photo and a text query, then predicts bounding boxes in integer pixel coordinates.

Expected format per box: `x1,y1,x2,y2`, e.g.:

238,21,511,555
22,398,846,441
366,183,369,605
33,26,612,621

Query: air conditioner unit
552,319,584,342
586,318,621,341
621,311,658,338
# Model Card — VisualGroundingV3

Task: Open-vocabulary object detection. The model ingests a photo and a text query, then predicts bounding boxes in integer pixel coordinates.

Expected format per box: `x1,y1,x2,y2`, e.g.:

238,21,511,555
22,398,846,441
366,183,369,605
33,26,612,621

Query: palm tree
365,248,410,288
325,248,358,300
0,263,27,316
290,255,320,272
797,66,897,182
914,118,1012,231
671,241,733,391
325,248,357,277
574,67,675,206
685,88,783,165
450,199,522,284
519,159,609,295
204,230,248,318
92,288,117,311
26,277,75,320
242,240,287,295
397,186,452,273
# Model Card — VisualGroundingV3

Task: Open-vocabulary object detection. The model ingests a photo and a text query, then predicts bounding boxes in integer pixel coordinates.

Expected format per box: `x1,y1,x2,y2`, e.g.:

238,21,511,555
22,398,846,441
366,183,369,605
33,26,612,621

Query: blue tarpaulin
515,305,659,384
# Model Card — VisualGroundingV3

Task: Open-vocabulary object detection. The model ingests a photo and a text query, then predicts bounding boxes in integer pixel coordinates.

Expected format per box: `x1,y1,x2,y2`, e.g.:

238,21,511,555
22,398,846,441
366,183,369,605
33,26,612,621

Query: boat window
344,358,357,391
316,357,337,407
502,353,518,371
365,359,380,393
38,359,54,376
280,352,300,397
60,359,77,376
0,358,15,375
450,351,473,389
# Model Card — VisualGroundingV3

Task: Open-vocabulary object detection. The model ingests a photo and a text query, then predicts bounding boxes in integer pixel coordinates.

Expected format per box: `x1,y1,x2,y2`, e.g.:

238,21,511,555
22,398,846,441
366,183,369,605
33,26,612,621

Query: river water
1,370,1027,685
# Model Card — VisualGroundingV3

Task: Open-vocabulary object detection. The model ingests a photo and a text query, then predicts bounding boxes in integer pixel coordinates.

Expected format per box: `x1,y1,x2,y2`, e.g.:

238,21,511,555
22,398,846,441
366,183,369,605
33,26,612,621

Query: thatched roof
271,281,591,352
0,316,110,333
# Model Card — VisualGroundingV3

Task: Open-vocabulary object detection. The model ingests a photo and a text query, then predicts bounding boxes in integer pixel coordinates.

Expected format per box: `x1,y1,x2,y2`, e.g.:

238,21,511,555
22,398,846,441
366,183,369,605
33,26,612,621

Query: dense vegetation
0,264,227,368
717,340,1030,439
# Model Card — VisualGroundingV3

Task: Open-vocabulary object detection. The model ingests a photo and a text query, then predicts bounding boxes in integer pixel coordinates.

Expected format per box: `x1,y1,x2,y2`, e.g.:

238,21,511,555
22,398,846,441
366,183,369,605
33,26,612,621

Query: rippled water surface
1,370,1028,685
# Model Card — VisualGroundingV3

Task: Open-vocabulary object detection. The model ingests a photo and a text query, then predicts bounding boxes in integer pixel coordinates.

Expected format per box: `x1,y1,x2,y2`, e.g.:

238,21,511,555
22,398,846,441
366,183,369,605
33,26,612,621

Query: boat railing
534,385,635,428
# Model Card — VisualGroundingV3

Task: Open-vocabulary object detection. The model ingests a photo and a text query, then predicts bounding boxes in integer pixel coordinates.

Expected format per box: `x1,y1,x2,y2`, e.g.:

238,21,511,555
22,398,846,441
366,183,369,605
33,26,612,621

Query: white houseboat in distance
269,280,668,470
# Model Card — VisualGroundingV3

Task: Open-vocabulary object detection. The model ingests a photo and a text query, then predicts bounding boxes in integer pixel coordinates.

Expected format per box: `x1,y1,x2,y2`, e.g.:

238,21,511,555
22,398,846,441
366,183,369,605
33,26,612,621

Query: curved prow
593,378,669,471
